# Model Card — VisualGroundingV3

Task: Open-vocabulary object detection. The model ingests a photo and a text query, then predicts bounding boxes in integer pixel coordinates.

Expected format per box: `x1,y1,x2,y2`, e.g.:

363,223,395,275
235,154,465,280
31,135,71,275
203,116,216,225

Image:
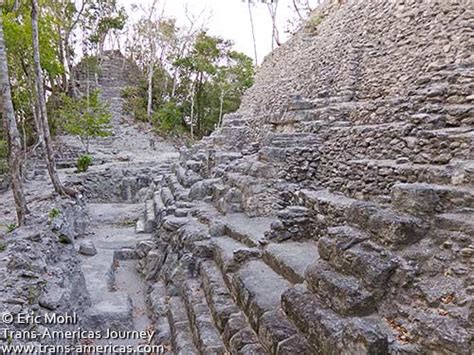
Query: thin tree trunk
190,83,195,140
65,37,78,98
267,2,280,49
20,56,45,147
64,0,86,98
57,24,68,92
247,2,258,64
0,11,29,225
31,0,77,197
293,0,304,21
218,87,225,128
147,61,154,119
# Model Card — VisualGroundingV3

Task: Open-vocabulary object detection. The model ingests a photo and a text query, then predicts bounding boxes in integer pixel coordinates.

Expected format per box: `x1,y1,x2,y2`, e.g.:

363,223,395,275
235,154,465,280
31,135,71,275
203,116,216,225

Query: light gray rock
79,240,97,256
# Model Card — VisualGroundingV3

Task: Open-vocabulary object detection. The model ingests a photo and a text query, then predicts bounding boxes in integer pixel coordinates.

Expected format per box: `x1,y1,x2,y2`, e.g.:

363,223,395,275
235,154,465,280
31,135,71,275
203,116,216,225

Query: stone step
211,152,243,166
189,178,222,202
185,159,205,174
454,159,474,185
221,117,247,128
263,133,320,148
281,285,389,354
219,127,247,138
181,278,226,354
392,183,474,215
298,189,357,227
176,218,210,247
230,260,291,331
167,296,199,354
85,291,134,332
192,202,223,226
135,216,146,234
144,199,156,233
166,174,191,202
161,186,175,206
147,281,172,348
259,146,318,164
318,226,399,290
199,261,266,353
232,260,314,353
305,260,377,317
334,159,470,194
201,260,311,354
211,236,261,275
223,213,274,247
175,163,202,188
435,212,474,237
327,121,411,134
346,201,430,249
153,190,166,223
262,241,318,284
162,215,188,233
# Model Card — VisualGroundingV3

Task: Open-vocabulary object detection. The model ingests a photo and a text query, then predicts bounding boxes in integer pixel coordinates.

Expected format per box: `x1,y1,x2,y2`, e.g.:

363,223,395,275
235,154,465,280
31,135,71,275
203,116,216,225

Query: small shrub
77,154,93,173
121,86,148,122
306,14,325,32
152,101,186,136
0,241,7,252
48,208,61,219
55,90,112,152
7,223,17,233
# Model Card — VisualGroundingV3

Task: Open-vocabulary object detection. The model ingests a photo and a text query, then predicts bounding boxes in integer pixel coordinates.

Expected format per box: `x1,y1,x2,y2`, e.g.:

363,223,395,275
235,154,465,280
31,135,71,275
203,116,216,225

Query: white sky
118,0,318,64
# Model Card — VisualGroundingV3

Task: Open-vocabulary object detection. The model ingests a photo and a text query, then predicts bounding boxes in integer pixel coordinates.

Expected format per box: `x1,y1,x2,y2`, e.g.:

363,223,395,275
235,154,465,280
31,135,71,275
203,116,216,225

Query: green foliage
53,90,112,152
124,28,254,138
0,140,7,175
76,154,93,173
0,241,6,253
7,223,17,233
152,102,186,136
121,86,148,122
81,0,128,55
81,55,101,76
3,2,65,145
306,14,325,31
48,208,61,220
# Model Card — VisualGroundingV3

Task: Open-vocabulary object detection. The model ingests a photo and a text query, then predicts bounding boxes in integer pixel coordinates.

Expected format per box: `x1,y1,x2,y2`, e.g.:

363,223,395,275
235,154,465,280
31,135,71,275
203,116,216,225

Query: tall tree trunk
20,56,45,147
190,83,195,140
57,23,68,92
267,2,280,50
65,37,78,98
31,0,77,197
147,61,154,119
247,2,258,64
0,11,29,225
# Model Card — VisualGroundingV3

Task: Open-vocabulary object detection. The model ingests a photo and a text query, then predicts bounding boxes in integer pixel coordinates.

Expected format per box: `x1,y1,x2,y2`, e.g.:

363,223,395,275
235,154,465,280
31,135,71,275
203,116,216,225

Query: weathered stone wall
75,50,142,96
241,0,472,122
234,0,473,200
139,1,473,354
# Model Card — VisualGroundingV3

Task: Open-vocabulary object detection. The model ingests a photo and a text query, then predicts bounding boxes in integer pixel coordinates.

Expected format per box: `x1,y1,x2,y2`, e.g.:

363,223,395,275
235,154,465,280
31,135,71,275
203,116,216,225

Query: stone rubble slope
133,1,473,354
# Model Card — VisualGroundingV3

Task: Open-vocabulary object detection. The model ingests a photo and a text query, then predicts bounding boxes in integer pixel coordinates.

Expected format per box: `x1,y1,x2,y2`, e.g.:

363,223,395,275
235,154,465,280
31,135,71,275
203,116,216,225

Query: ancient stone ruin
0,1,472,354
137,1,473,353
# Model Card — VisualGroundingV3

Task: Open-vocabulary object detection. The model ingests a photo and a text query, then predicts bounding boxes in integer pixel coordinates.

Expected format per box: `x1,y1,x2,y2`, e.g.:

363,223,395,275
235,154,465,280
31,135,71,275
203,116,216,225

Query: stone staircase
130,91,473,354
